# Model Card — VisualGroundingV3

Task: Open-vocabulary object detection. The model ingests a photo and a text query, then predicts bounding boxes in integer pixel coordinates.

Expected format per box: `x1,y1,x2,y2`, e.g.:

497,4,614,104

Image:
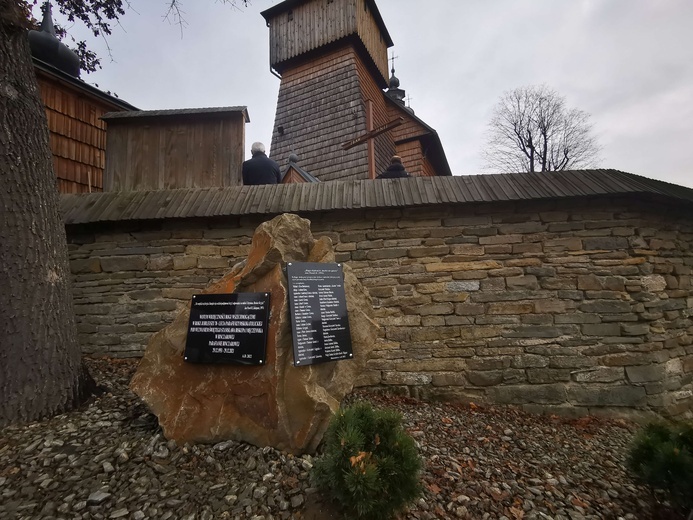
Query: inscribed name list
286,262,353,366
184,293,270,365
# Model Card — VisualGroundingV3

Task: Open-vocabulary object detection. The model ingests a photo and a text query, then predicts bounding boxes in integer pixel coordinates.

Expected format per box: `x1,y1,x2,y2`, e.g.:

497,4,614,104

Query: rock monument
130,214,379,454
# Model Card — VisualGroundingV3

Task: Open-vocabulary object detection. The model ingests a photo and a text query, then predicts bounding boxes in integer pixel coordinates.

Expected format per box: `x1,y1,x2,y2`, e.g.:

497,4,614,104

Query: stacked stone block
66,197,693,417
68,220,256,357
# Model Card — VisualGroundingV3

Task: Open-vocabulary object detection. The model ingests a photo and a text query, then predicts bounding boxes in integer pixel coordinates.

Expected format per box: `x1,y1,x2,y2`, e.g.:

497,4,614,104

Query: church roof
281,157,321,183
28,3,81,78
261,0,394,47
102,106,249,123
61,170,693,224
33,57,138,112
384,94,452,177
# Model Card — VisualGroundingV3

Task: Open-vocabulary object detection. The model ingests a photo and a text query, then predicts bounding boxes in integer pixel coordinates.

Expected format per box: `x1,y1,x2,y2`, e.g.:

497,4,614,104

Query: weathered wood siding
267,0,389,83
355,0,389,84
386,101,439,177
421,155,436,177
396,140,423,176
104,114,245,191
270,45,370,182
37,72,119,193
355,47,395,177
282,168,307,183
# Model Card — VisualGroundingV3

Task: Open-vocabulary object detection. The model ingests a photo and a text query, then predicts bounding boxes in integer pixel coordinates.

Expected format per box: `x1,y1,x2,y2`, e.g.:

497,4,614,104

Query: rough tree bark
0,0,92,427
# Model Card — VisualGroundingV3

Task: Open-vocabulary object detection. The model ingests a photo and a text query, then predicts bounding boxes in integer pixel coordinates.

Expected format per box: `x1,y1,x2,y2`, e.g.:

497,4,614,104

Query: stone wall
66,196,693,418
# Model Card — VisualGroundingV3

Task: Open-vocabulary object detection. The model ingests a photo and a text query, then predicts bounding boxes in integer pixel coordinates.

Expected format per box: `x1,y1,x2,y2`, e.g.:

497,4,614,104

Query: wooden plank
134,190,163,220
431,176,452,204
95,192,128,223
460,175,482,202
228,185,249,214
103,124,122,190
286,183,301,213
189,188,215,218
213,189,238,216
197,121,216,188
237,185,258,215
505,173,543,200
119,190,148,221
407,177,423,206
172,189,201,219
160,124,181,190
127,191,155,221
262,183,281,214
202,188,224,217
278,183,294,213
421,177,437,204
446,177,468,203
157,126,166,190
361,179,372,208
164,189,191,219
250,185,267,214
538,173,580,198
482,175,510,201
318,180,332,207
82,192,115,223
379,178,392,206
351,179,363,208
336,179,347,209
474,176,497,201
300,181,315,211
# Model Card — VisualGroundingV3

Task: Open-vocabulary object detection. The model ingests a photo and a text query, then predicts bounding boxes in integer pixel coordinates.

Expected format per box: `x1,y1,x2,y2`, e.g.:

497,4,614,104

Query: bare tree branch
482,85,601,173
164,0,249,38
30,0,250,65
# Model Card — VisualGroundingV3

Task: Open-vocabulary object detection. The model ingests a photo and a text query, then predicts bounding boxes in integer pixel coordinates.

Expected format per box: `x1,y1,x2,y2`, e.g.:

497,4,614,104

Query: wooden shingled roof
61,170,693,225
101,106,249,123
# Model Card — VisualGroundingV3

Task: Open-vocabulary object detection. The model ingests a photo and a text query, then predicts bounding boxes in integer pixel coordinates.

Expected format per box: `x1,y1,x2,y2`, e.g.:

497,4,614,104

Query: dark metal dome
28,4,81,78
389,70,400,89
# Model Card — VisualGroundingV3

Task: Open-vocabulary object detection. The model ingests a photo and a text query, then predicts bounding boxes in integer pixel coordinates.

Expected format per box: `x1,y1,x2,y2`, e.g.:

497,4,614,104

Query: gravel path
0,358,658,520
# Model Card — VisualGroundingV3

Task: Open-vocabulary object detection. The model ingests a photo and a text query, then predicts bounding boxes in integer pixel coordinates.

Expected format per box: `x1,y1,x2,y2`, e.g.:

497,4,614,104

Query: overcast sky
47,0,693,188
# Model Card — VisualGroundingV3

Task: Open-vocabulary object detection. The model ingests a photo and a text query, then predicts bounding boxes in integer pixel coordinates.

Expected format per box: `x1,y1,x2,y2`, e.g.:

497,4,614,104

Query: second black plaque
286,262,353,366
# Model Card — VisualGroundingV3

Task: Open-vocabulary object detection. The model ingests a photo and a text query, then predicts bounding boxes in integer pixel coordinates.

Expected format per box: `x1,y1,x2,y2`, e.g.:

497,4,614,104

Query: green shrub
311,402,422,520
626,420,693,514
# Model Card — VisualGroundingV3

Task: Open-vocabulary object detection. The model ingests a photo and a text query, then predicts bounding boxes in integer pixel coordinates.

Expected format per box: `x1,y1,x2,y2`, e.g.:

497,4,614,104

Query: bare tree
0,0,247,427
482,85,600,173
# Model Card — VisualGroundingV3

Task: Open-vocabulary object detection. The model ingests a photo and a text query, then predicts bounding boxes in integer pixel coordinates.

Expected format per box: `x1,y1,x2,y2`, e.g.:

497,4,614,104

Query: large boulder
130,214,378,454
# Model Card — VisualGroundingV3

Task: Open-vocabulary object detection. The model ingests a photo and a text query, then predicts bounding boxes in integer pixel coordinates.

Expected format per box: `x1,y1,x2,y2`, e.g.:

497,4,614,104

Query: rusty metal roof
61,170,693,225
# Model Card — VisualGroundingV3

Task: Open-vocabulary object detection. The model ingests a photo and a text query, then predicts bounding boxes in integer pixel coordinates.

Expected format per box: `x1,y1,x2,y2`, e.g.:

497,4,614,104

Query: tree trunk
0,0,92,427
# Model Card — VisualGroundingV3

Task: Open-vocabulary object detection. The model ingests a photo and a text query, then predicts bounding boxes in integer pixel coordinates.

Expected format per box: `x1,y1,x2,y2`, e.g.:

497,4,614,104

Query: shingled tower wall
262,0,396,181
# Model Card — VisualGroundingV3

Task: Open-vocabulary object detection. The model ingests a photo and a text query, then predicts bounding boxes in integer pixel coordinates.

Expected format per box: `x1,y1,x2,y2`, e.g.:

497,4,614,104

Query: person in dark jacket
376,155,410,179
242,142,282,185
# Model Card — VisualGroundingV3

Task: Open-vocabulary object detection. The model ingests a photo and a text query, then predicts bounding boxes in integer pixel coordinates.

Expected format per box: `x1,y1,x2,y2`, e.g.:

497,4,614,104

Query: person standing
242,142,282,185
376,156,410,179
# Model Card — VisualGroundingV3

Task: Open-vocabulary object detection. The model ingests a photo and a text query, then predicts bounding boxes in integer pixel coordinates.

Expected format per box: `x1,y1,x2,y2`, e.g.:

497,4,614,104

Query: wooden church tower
262,0,451,181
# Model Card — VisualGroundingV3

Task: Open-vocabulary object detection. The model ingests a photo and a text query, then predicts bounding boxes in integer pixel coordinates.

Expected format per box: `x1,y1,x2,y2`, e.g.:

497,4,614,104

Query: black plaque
286,262,353,366
184,293,270,365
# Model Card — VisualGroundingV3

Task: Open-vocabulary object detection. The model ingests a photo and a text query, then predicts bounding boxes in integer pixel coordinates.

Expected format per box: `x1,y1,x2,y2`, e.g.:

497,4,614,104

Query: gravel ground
0,358,662,520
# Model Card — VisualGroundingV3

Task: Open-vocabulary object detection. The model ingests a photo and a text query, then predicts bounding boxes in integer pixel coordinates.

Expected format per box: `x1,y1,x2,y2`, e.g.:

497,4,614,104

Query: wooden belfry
262,0,451,181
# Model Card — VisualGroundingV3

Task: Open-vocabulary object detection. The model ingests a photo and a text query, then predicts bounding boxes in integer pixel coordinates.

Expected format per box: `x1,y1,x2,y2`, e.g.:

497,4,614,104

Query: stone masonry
66,196,693,418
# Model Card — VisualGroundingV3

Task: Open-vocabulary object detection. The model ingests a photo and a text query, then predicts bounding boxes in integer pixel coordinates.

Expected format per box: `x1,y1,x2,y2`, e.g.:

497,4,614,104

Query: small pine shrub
311,402,422,520
627,420,693,514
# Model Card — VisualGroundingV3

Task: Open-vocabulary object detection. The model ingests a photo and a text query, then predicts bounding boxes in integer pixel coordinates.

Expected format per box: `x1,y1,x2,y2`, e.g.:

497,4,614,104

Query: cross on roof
390,52,399,73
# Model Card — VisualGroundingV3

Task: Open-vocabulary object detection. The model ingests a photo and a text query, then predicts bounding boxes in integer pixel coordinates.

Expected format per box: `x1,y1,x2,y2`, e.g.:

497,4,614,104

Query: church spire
40,1,57,35
386,51,406,106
